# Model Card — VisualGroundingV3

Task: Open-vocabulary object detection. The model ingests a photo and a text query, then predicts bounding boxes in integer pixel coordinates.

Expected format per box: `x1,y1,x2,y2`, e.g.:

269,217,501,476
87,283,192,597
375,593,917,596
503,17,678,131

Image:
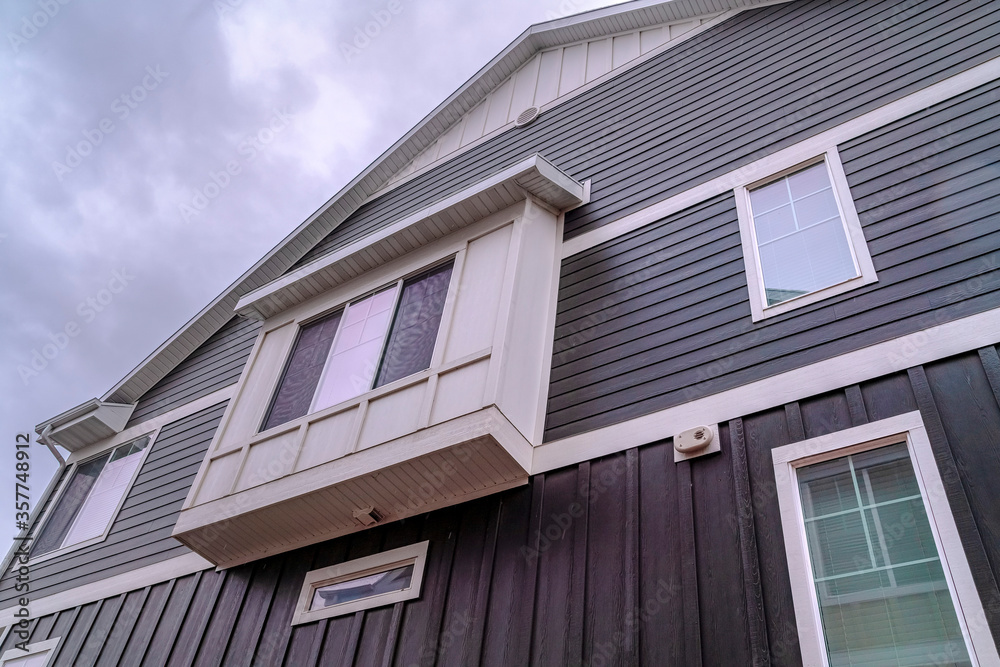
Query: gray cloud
0,0,627,545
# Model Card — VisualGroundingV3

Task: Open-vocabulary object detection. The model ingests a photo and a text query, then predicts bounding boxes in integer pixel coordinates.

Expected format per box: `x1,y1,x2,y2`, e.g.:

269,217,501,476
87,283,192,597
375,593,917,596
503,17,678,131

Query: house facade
3,0,1000,664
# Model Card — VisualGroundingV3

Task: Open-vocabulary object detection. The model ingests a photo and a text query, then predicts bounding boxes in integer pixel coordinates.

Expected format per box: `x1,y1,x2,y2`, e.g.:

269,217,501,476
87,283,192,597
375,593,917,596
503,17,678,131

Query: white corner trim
771,412,1000,666
531,305,1000,474
0,637,61,666
291,541,429,625
561,55,1000,258
0,552,213,628
735,147,878,321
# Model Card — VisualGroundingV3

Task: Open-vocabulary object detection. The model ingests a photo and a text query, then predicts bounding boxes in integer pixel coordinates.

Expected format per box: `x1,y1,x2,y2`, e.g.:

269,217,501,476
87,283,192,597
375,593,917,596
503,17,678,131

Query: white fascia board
234,154,584,319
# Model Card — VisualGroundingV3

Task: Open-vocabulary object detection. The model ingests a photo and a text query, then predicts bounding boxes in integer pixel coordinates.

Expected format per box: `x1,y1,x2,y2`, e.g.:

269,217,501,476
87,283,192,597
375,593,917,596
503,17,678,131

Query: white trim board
561,55,1000,258
531,305,1000,474
0,637,61,666
771,412,1000,666
0,552,213,628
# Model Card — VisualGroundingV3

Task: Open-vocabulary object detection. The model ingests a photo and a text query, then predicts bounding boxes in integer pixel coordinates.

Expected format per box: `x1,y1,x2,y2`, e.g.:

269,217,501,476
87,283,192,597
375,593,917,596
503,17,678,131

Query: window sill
752,273,877,322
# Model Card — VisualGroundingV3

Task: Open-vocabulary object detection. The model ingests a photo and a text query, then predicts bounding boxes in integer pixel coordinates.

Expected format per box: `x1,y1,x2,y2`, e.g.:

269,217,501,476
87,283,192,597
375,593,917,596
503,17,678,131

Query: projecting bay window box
173,155,584,567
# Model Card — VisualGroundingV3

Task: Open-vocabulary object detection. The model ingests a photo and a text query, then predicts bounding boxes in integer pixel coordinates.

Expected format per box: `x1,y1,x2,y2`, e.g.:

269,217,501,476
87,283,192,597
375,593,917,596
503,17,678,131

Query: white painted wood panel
443,224,512,362
510,54,541,117
236,429,299,492
358,382,426,450
295,406,358,472
586,37,612,82
484,78,514,134
559,43,587,96
534,49,564,107
195,449,241,504
430,359,489,425
612,32,640,68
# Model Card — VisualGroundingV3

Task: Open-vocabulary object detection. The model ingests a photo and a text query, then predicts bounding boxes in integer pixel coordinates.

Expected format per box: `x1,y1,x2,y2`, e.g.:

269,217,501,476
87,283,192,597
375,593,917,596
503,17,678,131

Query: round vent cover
514,106,540,127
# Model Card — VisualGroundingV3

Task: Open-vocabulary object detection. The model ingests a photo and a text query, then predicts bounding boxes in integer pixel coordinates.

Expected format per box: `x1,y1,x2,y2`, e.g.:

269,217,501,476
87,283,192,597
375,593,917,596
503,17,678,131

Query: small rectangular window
772,413,999,666
0,638,60,666
735,149,876,321
263,260,454,431
31,436,150,558
292,541,429,625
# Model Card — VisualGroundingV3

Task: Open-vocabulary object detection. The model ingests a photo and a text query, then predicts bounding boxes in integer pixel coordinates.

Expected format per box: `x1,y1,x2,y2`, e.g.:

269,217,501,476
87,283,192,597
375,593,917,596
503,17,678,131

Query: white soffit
91,0,774,409
236,154,584,320
34,399,136,452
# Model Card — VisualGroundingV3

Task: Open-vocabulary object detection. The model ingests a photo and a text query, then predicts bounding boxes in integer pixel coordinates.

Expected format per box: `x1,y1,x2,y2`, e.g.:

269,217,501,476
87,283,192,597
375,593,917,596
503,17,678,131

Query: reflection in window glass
312,285,400,411
797,443,971,666
750,162,858,306
310,563,415,610
32,436,150,557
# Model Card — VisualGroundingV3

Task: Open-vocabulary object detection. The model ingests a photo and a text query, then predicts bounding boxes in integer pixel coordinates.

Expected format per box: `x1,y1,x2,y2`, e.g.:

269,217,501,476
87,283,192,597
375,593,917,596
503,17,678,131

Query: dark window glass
31,452,111,557
262,310,342,431
311,563,415,609
375,261,454,388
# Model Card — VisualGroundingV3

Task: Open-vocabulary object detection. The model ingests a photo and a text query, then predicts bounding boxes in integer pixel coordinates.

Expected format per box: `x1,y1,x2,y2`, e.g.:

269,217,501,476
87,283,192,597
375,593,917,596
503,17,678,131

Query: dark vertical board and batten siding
0,403,227,608
17,350,1000,664
545,77,1000,440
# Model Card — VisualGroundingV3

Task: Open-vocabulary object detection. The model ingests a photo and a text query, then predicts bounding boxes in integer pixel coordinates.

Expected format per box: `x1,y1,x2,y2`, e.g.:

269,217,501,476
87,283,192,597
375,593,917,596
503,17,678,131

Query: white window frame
734,147,877,321
0,638,61,667
24,431,156,566
291,540,429,625
771,411,999,666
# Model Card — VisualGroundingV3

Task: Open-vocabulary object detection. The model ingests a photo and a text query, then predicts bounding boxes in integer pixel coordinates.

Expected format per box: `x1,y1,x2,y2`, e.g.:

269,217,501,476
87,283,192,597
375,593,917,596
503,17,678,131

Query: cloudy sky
0,0,629,546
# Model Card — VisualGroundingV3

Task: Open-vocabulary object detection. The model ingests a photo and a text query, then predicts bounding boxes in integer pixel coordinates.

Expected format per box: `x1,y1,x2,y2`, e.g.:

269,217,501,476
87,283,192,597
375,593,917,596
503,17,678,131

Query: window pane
263,311,342,431
797,443,972,667
751,162,860,306
312,285,400,411
31,452,111,556
375,261,454,388
310,563,414,610
60,441,147,547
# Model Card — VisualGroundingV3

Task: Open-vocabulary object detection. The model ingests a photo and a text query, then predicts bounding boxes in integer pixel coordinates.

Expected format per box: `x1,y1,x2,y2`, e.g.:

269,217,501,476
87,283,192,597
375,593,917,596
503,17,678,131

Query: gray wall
544,77,1000,440
0,403,226,608
126,315,259,428
9,345,1000,666
292,0,999,261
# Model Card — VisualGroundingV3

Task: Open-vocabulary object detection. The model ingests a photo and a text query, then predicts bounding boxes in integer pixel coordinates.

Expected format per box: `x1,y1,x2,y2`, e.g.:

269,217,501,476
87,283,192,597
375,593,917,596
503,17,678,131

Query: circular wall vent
514,106,540,127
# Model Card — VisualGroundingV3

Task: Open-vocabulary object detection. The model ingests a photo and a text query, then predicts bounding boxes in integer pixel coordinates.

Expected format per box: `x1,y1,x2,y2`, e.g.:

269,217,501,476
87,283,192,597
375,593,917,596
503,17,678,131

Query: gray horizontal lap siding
290,0,1000,271
11,347,1000,665
543,77,1000,440
125,315,259,428
0,403,227,608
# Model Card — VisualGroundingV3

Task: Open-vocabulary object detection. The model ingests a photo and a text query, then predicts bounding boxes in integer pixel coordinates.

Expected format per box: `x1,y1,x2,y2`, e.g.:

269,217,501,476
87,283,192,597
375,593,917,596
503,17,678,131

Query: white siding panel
484,78,514,134
559,43,587,96
461,101,489,146
640,26,667,53
436,119,465,158
510,54,541,118
586,37,612,82
534,49,563,107
612,32,640,68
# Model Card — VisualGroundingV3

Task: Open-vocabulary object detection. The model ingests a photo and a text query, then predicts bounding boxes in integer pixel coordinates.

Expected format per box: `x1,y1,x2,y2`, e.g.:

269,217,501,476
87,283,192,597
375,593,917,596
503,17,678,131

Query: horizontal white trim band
532,305,1000,473
561,55,1000,258
0,552,213,627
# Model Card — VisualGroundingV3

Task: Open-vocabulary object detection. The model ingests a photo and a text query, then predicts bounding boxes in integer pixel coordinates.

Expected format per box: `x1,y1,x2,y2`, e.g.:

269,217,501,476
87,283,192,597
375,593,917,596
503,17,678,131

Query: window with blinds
748,161,859,306
31,435,150,558
262,260,455,432
797,443,972,666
